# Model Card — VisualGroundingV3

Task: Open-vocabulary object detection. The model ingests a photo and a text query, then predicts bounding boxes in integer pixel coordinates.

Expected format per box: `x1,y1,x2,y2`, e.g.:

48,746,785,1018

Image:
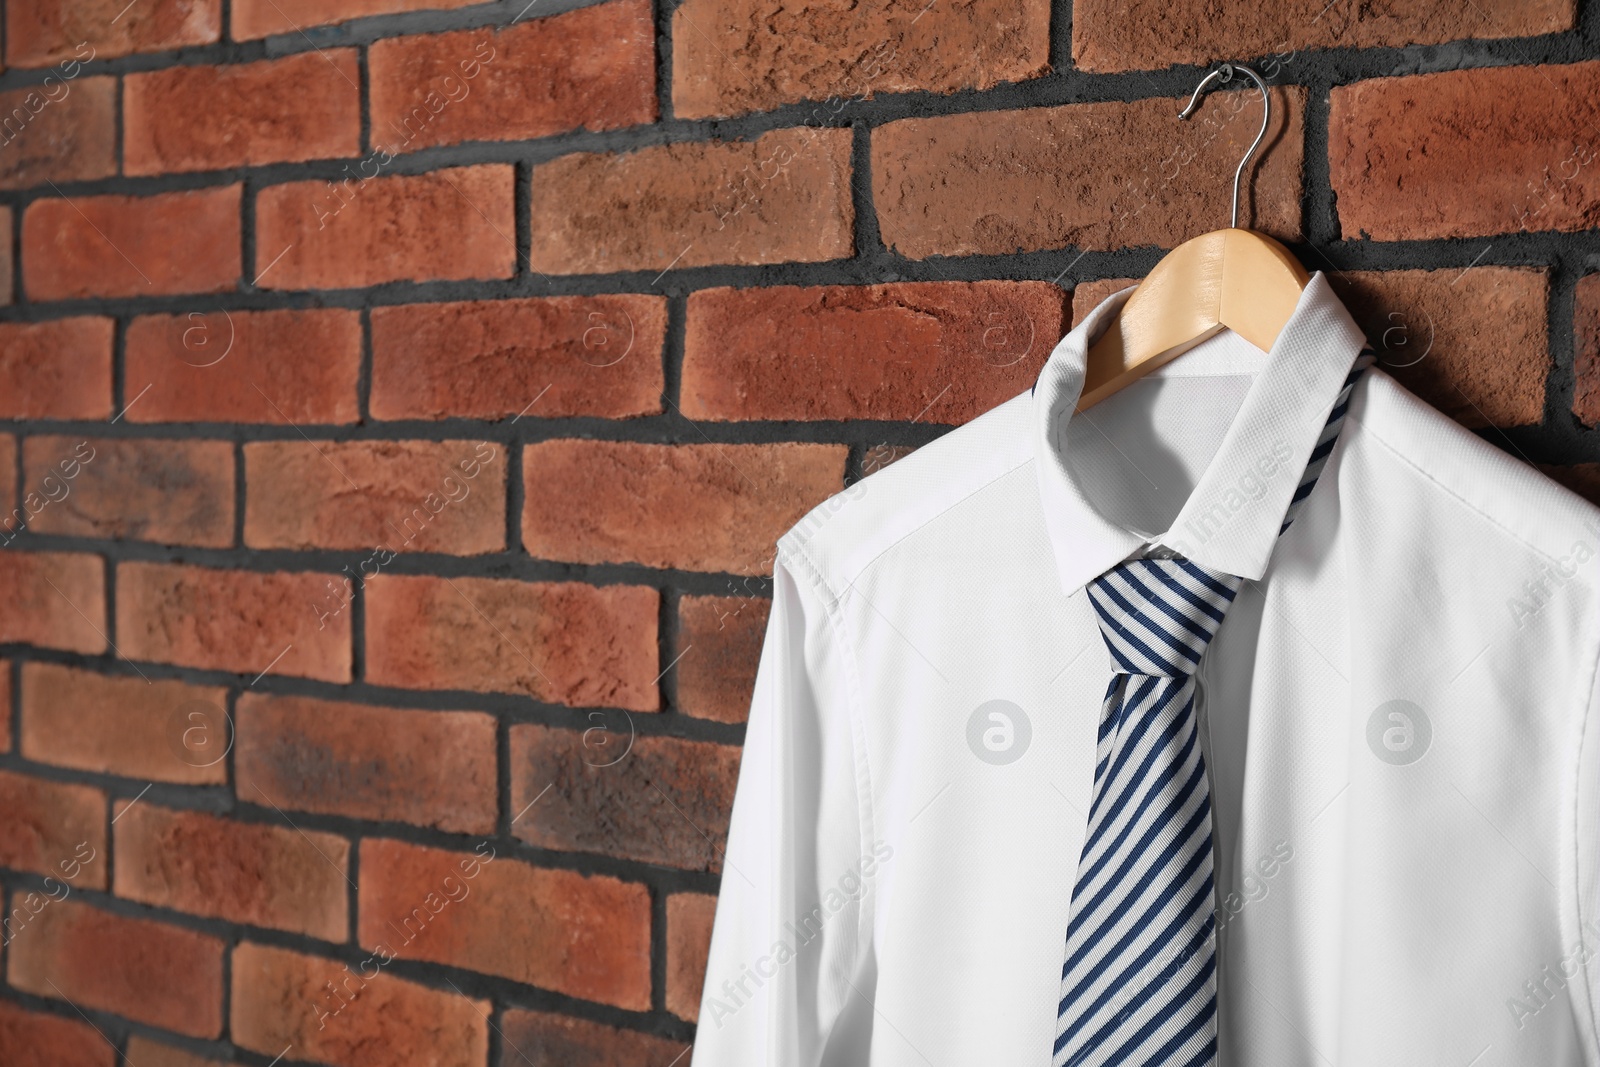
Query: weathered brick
365,575,659,708
683,281,1066,422
24,185,241,300
523,440,846,575
0,207,12,304
1330,267,1548,429
0,661,9,753
0,436,15,530
666,892,716,1021
244,440,505,554
529,127,854,274
231,942,488,1067
0,1000,114,1067
1572,273,1600,426
20,663,229,784
0,318,113,420
371,296,666,420
1330,62,1600,241
0,552,105,653
123,1037,224,1067
114,802,349,941
0,769,104,888
22,436,234,546
500,1010,689,1067
371,1,655,152
1071,277,1142,326
117,562,351,682
232,0,481,40
6,0,220,67
0,77,117,190
509,725,740,870
1072,0,1573,73
675,594,768,723
358,838,651,1009
235,693,497,834
7,900,223,1037
125,308,362,425
125,51,361,176
674,0,1048,119
255,164,515,290
873,87,1304,259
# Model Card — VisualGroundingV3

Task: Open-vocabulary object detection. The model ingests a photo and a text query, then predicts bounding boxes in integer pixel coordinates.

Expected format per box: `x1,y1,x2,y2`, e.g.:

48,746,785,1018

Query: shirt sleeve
691,543,877,1067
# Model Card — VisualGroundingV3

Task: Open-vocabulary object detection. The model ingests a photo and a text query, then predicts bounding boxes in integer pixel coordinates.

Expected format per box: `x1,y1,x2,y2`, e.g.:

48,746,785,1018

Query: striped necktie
1052,352,1370,1067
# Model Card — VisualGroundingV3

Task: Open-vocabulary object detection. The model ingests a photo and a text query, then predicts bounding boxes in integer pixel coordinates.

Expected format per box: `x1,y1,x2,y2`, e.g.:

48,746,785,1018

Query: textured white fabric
692,273,1600,1067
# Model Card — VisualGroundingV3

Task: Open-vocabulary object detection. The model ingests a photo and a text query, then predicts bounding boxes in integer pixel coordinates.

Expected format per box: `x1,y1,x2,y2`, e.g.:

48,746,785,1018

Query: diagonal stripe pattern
1052,352,1371,1067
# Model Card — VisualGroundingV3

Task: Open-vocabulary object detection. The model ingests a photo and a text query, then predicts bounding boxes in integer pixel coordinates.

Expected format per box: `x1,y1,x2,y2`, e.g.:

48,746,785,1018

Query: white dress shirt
692,273,1600,1067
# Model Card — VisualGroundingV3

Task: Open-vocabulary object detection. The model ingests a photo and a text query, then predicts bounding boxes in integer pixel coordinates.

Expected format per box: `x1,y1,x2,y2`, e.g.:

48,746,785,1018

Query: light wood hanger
1079,63,1309,412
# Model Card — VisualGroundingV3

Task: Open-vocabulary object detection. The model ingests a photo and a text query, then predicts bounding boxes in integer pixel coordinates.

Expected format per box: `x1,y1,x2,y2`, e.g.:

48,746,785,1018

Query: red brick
6,0,220,67
232,0,481,40
675,595,768,723
529,127,854,274
0,1000,114,1067
8,900,224,1036
255,165,514,290
0,435,14,529
0,318,113,420
1330,267,1548,430
523,440,846,575
1072,277,1143,326
683,281,1066,422
0,769,104,888
371,295,666,421
0,552,105,653
509,725,740,870
231,942,487,1067
1072,0,1573,73
0,77,117,190
125,308,362,425
236,693,497,834
874,87,1304,259
371,1,655,152
1331,62,1600,241
117,562,351,682
0,207,12,304
358,838,651,1009
125,52,361,176
114,801,349,941
123,1037,224,1067
24,186,240,300
667,892,716,1021
23,436,234,546
674,0,1047,119
1580,274,1600,426
20,663,229,784
500,1010,688,1067
365,575,659,708
244,439,505,554
0,661,9,753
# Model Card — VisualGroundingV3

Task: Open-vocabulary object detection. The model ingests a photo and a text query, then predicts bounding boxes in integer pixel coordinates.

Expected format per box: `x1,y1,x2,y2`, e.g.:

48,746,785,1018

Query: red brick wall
1,0,1598,1063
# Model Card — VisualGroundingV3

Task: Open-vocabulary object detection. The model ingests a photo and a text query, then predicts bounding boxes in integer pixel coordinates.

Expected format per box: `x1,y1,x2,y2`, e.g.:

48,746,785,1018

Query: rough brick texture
123,1037,226,1067
231,0,482,40
1577,274,1600,427
529,127,854,273
235,693,498,833
0,208,11,303
370,295,667,420
231,942,488,1067
358,838,652,1008
255,165,515,289
20,662,229,784
370,1,656,150
0,318,112,419
6,0,220,67
523,440,847,574
22,436,234,546
125,51,362,175
0,769,105,887
0,661,10,753
675,595,770,723
673,0,1050,119
667,892,718,1021
500,1010,690,1066
683,281,1067,422
7,900,224,1037
0,551,105,653
24,185,241,300
1330,62,1600,240
365,575,659,707
125,308,362,424
0,76,117,190
0,1001,114,1067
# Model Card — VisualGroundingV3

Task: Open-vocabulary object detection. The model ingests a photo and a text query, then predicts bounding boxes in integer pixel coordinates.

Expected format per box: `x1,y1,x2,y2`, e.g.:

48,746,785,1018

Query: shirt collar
1033,271,1369,597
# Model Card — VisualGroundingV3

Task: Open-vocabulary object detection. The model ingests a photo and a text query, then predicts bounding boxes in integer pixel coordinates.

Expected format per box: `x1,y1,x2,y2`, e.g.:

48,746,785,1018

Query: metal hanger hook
1178,62,1271,229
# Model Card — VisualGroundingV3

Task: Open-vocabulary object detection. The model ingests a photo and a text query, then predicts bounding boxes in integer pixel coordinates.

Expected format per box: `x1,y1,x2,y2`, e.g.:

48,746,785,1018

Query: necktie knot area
1086,558,1245,678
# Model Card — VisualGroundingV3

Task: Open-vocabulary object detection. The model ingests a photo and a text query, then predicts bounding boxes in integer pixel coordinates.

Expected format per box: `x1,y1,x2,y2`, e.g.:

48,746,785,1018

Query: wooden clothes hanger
1078,63,1310,412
